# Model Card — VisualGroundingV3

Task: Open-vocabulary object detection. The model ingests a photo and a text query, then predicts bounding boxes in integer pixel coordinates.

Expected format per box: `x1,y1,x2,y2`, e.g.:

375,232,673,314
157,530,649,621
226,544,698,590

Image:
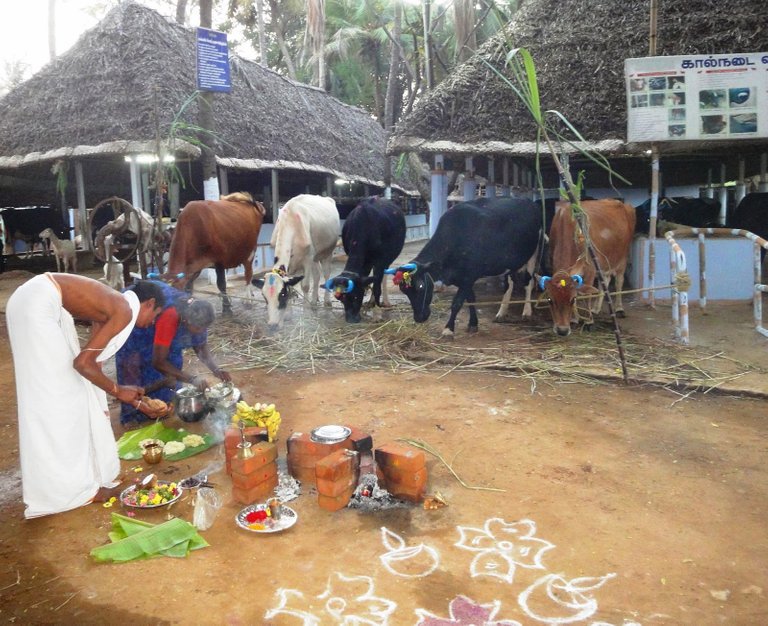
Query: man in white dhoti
7,274,166,518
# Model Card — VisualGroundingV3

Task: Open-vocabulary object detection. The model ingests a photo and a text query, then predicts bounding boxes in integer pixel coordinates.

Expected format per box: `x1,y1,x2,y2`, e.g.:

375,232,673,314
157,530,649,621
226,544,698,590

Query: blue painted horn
324,278,354,293
384,262,417,275
147,272,160,279
539,276,551,291
571,275,583,287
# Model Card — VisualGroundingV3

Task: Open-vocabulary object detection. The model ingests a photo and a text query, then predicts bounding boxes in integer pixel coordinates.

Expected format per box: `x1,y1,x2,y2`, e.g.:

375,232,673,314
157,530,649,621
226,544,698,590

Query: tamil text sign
197,27,231,93
625,52,767,142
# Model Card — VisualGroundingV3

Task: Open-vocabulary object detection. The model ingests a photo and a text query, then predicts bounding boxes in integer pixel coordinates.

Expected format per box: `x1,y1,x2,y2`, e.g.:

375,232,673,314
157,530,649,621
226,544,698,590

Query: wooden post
271,169,279,213
500,157,510,197
486,157,496,198
463,157,476,200
218,166,229,196
649,152,659,307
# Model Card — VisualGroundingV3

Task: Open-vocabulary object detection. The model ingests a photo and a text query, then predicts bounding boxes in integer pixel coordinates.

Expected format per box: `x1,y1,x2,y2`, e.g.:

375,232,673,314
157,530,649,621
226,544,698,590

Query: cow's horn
383,268,396,275
401,263,417,271
323,278,334,290
344,278,354,293
539,276,551,291
571,274,583,287
147,272,160,279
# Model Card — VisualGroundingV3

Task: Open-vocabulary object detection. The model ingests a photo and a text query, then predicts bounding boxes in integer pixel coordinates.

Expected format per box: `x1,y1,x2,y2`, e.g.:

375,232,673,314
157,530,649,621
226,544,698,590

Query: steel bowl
174,385,209,423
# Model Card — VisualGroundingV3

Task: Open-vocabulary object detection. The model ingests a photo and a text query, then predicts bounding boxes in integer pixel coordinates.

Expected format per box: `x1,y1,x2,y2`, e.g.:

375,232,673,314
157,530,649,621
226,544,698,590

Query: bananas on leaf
232,401,281,442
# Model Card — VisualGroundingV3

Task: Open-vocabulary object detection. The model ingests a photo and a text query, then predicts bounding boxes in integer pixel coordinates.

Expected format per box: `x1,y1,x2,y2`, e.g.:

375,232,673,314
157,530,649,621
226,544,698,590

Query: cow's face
540,271,583,336
391,263,433,323
253,271,303,332
325,274,372,323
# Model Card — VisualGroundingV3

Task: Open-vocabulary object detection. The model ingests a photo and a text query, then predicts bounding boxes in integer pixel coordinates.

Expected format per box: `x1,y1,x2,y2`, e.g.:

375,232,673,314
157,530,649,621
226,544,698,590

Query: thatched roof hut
389,0,768,187
0,1,414,207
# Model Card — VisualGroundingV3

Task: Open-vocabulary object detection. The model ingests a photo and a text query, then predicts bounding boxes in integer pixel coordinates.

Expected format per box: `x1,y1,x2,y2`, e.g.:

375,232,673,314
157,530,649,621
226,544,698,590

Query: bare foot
93,484,123,503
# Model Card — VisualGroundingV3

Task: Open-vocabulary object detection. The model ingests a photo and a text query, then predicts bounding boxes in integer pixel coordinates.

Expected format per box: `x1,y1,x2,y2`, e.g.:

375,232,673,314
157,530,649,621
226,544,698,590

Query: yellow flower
109,496,117,503
102,501,113,508
133,467,144,473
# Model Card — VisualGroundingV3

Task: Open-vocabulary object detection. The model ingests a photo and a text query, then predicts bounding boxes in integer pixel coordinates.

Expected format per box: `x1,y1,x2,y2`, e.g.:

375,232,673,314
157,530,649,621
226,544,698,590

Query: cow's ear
286,275,303,287
252,278,265,289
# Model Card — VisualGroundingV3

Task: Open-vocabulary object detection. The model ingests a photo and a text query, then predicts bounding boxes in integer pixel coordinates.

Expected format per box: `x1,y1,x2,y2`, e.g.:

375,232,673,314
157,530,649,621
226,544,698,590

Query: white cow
254,194,340,331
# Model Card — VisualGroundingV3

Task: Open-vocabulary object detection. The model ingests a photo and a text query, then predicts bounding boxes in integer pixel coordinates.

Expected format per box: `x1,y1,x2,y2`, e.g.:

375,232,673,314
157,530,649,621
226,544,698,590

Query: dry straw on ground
203,290,763,398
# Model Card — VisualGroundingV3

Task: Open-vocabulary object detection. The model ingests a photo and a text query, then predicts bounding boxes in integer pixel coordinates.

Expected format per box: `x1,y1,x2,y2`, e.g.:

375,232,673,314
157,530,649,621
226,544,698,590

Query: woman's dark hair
129,280,166,308
176,298,215,329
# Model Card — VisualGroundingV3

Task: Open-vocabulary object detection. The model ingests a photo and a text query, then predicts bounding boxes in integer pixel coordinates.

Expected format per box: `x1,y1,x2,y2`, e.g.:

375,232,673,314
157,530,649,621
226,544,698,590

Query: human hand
215,369,232,382
190,375,209,391
115,384,143,405
136,397,170,420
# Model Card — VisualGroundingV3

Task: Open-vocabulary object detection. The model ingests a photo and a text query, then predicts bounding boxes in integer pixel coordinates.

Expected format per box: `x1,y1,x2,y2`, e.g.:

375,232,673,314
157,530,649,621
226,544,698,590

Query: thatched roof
389,0,768,166
0,1,411,192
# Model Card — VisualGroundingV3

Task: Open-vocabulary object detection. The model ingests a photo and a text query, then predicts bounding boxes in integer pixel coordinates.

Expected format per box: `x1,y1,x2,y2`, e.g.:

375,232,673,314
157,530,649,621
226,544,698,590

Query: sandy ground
0,247,767,625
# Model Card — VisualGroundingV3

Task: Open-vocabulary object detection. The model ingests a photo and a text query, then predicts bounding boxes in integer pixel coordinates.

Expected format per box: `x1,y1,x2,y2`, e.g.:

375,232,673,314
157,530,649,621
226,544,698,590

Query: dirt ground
0,248,767,625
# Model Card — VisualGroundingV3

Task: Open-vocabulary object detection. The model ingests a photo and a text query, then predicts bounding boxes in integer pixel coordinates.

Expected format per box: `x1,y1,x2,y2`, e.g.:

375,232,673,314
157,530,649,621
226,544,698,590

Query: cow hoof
467,325,478,334
583,322,594,332
441,328,455,339
616,309,626,318
493,314,506,323
521,313,532,321
222,307,233,317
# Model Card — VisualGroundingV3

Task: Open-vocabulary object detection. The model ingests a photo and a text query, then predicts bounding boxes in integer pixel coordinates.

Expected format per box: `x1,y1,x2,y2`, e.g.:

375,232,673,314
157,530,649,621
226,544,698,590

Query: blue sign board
196,27,231,93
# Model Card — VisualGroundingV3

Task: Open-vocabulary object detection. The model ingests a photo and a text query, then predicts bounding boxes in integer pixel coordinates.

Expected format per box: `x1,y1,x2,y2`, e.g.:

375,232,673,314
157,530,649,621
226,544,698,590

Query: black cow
732,192,768,257
387,197,542,337
325,197,406,323
635,196,721,234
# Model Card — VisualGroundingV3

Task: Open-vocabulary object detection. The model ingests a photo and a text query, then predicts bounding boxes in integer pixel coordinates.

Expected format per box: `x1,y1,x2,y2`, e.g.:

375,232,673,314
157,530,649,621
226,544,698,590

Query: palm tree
304,0,326,88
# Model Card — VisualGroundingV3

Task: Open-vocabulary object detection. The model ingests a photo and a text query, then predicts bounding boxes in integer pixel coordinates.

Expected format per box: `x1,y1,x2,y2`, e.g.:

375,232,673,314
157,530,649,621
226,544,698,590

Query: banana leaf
91,514,209,563
117,423,215,461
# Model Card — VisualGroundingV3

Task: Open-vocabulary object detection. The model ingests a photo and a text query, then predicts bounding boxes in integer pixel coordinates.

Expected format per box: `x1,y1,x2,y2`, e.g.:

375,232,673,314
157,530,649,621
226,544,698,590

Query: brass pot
142,443,163,465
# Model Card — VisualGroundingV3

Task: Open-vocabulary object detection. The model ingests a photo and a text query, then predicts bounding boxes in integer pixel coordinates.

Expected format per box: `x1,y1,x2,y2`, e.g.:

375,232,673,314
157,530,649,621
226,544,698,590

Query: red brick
387,481,426,503
230,442,278,475
316,474,358,498
377,466,428,503
231,461,278,490
317,485,356,512
286,432,353,458
287,463,317,485
347,427,373,452
375,443,426,473
315,449,359,482
358,451,375,476
225,426,268,451
232,472,278,505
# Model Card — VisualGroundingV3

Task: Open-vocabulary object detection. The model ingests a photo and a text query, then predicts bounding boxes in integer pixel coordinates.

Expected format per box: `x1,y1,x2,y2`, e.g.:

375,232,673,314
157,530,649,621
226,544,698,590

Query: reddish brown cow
540,199,636,336
165,192,265,313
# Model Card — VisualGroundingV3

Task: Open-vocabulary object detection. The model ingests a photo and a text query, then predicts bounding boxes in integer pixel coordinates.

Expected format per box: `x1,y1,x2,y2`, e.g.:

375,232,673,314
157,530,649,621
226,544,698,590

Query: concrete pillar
705,168,714,199
271,169,279,213
74,161,89,250
718,162,728,225
170,182,180,218
429,154,447,238
141,171,150,212
499,157,510,197
326,175,333,197
129,157,142,210
486,157,496,198
463,156,476,200
735,156,746,208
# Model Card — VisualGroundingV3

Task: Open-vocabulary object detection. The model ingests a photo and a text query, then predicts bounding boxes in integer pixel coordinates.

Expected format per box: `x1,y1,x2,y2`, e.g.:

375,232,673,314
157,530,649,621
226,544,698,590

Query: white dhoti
7,275,125,518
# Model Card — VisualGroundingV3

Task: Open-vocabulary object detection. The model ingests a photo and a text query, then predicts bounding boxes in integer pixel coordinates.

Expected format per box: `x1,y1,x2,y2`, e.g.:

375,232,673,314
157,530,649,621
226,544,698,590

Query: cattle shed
387,0,768,313
0,1,418,244
389,0,768,219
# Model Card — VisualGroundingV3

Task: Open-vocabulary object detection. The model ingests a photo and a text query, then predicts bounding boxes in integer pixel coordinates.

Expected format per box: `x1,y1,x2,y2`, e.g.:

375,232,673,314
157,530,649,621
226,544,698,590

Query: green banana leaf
91,514,209,563
117,423,215,461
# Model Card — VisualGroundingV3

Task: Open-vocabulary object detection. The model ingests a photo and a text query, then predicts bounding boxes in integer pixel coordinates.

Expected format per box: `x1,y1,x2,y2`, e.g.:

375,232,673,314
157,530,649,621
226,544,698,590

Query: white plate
310,425,352,444
119,482,183,509
236,504,298,534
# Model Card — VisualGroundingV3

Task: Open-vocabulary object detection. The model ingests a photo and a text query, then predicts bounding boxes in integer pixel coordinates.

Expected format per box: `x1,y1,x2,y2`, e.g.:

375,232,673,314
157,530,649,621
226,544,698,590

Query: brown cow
165,192,266,314
540,199,635,336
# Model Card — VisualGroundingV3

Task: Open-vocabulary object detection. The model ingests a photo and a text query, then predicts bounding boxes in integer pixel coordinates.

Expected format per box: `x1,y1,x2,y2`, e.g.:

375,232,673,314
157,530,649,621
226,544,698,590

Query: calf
387,197,542,337
540,199,636,336
325,197,406,323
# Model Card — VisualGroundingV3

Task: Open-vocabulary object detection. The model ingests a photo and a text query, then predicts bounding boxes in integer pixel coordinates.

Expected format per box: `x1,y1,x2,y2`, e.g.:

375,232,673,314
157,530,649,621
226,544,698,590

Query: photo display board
625,52,768,142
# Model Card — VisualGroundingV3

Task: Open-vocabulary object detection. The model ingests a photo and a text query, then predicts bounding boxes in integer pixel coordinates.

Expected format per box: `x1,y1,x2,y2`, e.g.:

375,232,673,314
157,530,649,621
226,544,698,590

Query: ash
347,474,410,512
275,472,301,503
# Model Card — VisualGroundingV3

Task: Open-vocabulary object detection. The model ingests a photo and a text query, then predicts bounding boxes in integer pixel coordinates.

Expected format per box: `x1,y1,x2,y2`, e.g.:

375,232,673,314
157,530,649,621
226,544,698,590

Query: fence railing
664,227,768,345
